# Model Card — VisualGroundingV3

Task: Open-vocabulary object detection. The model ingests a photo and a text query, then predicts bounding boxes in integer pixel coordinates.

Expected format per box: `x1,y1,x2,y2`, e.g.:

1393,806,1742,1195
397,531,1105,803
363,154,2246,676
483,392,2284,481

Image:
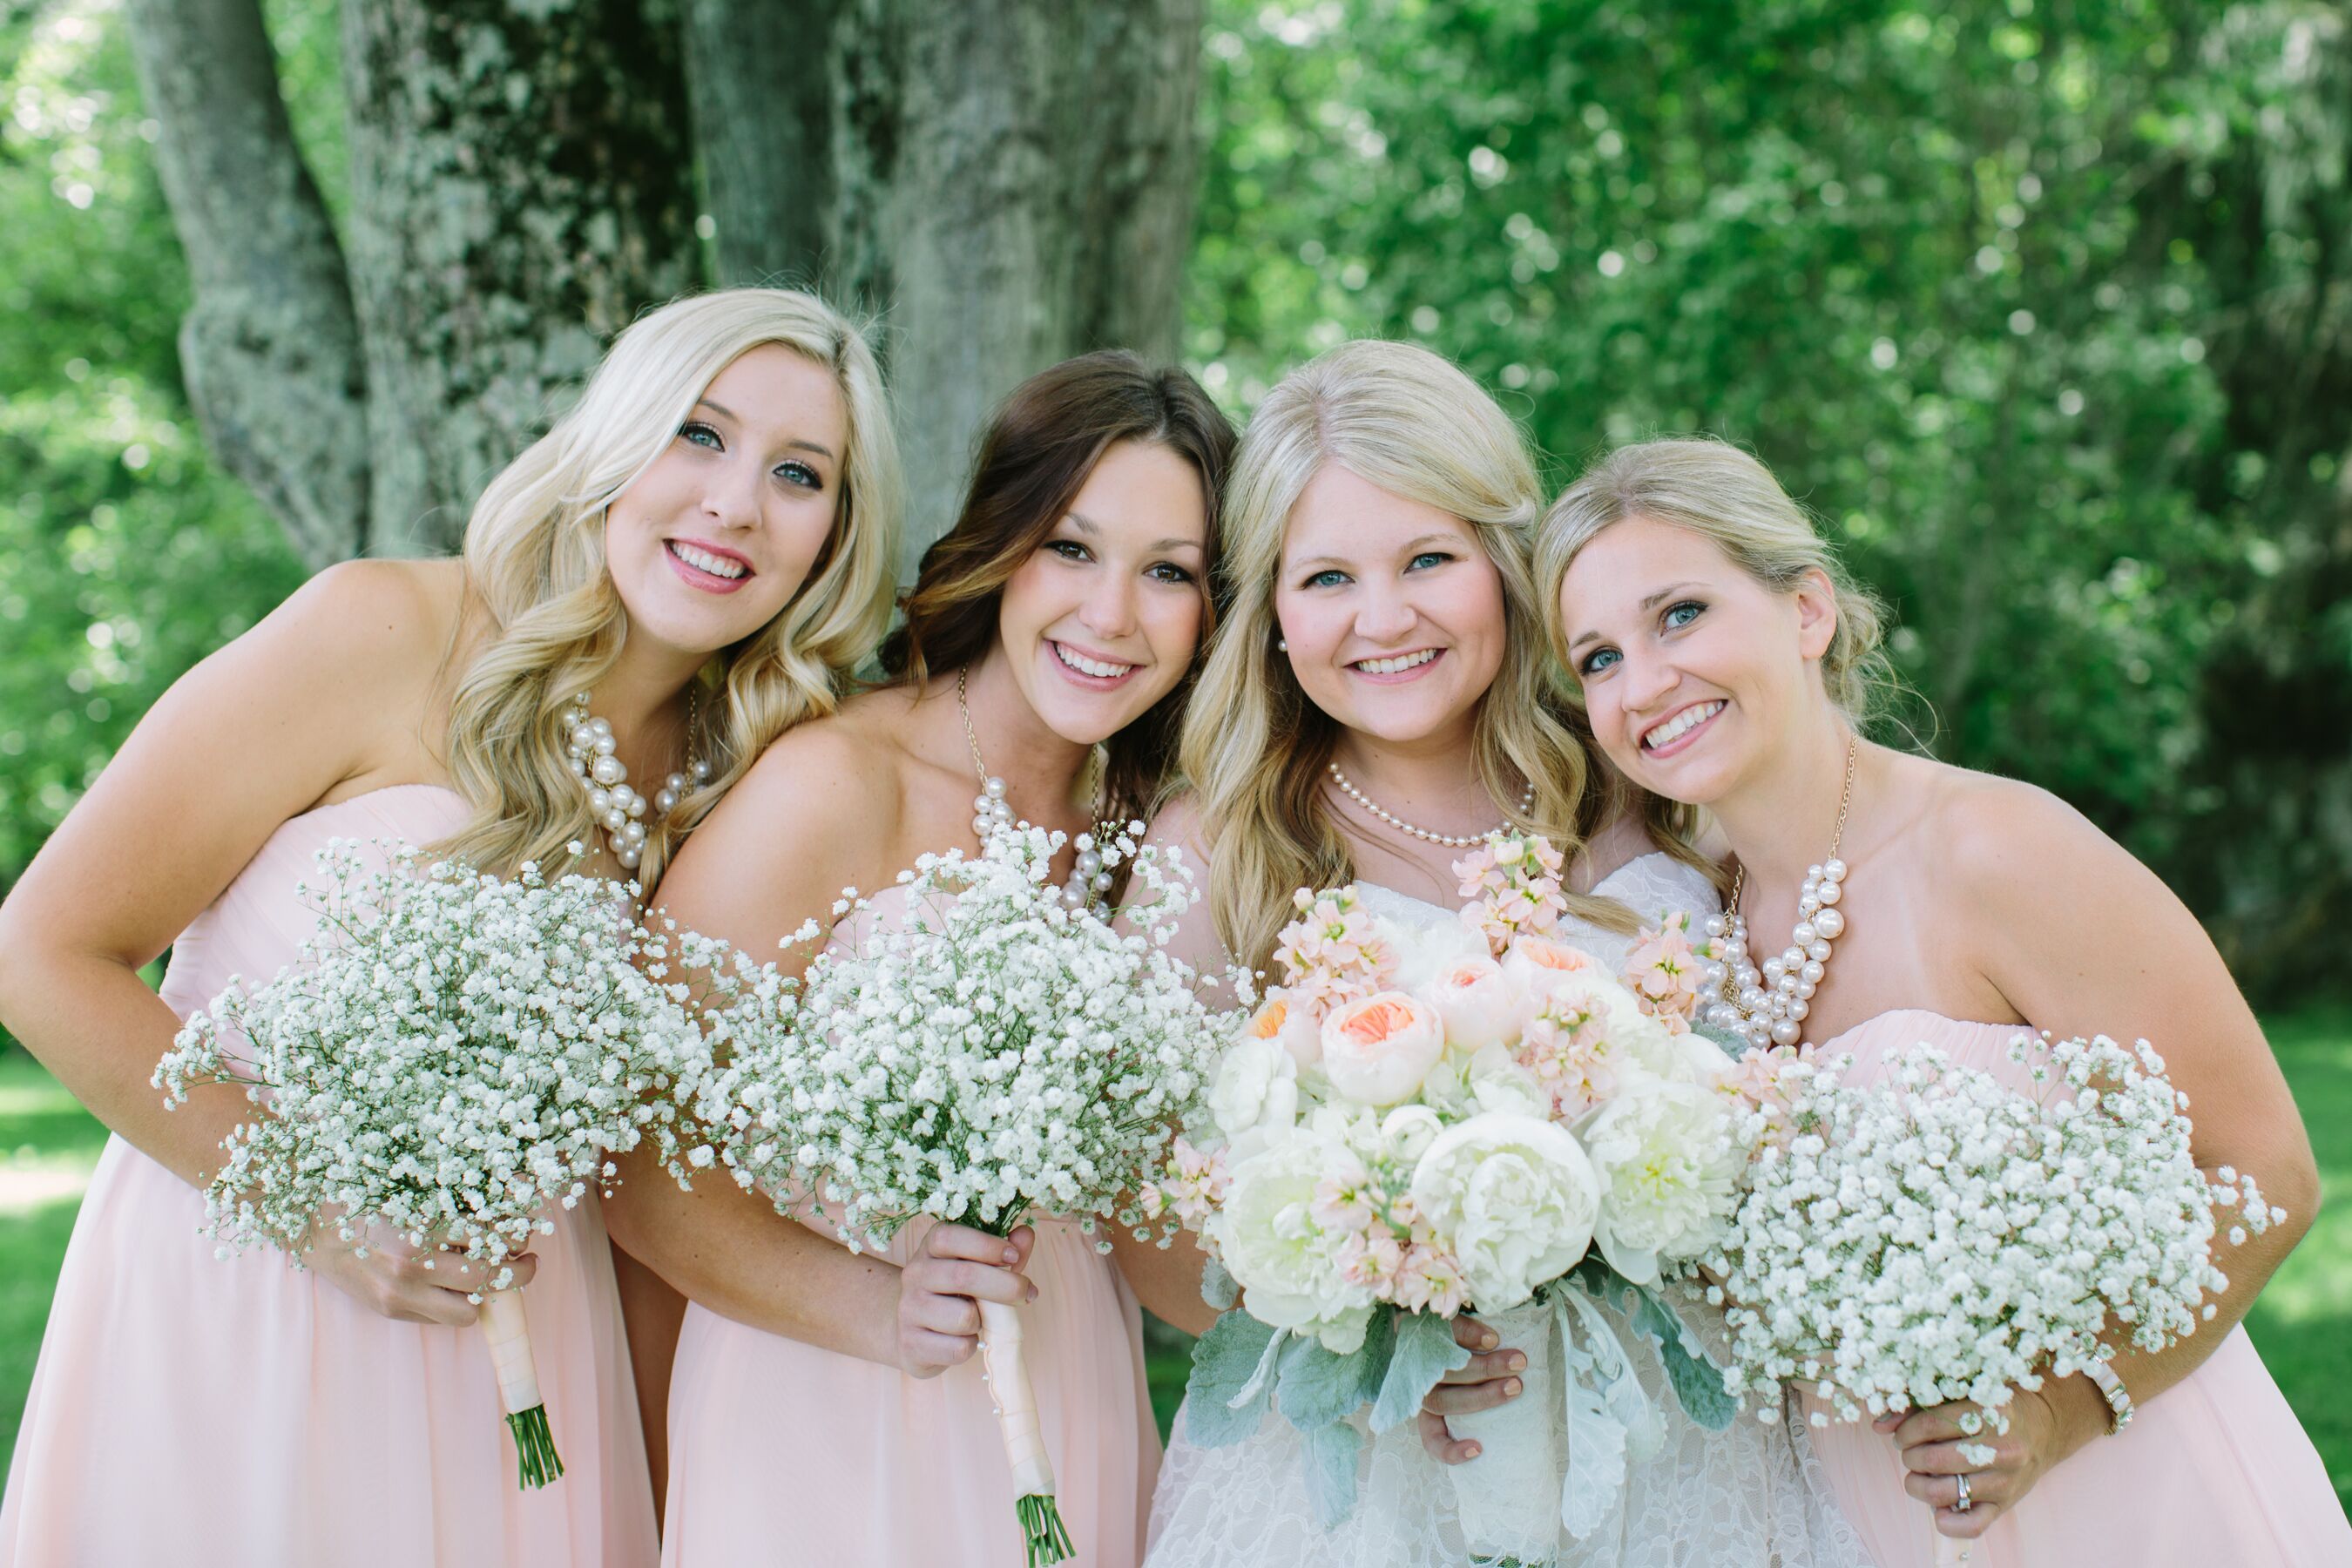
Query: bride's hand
1878,1375,2109,1539
1414,1314,1528,1464
896,1221,1037,1379
306,1218,536,1326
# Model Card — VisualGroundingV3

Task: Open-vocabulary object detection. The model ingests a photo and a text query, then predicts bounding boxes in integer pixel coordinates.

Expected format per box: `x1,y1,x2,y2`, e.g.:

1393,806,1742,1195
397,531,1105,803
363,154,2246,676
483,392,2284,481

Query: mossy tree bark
132,0,1205,571
686,0,1208,571
127,0,698,558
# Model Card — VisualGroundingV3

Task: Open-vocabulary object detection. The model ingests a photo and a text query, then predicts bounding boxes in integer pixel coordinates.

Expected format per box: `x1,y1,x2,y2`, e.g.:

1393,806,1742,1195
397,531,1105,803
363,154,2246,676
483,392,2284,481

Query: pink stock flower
1393,1242,1470,1317
1720,1044,1813,1142
1336,1228,1406,1291
1150,1136,1229,1227
1514,982,1624,1119
1622,915,1705,1036
1311,1169,1377,1233
1274,889,1396,1011
1454,834,1569,955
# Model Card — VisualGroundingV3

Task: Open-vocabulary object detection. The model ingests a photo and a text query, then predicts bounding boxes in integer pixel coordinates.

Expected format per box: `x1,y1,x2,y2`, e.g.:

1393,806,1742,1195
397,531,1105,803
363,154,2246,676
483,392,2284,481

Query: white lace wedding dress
1143,853,1876,1568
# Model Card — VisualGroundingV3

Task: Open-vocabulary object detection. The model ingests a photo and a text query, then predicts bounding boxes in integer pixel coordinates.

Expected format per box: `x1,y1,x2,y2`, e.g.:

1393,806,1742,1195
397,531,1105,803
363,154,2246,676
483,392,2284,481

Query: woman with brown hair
600,349,1235,1566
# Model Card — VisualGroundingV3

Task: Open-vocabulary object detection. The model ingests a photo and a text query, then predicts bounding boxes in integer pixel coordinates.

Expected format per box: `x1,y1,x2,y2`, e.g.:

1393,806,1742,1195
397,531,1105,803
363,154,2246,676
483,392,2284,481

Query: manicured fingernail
1004,1247,1019,1263
1508,1353,1526,1372
1464,1444,1481,1459
1480,1331,1499,1350
1504,1378,1523,1397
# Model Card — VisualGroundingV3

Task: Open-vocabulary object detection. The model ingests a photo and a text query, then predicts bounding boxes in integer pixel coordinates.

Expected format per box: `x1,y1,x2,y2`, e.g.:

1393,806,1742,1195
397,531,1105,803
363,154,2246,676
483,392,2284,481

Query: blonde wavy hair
1180,338,1642,974
436,287,902,889
1534,436,1894,727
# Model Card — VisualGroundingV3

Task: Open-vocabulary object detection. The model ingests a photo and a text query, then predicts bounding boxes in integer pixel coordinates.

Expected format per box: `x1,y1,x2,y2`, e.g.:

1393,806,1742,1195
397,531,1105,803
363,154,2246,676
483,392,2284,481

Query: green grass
0,1051,110,1467
4,1011,2351,1517
2244,1004,2352,1511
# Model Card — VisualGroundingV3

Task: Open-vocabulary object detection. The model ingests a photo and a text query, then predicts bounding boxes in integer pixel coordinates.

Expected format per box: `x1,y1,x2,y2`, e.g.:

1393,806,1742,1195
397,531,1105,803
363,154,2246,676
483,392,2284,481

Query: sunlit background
2,0,2346,1510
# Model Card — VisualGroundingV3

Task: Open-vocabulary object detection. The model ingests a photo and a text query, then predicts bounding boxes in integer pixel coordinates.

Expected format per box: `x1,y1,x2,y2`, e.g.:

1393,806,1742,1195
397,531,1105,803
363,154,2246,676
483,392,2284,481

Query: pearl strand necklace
956,667,1111,910
1326,761,1532,848
1702,737,1856,1050
563,690,708,872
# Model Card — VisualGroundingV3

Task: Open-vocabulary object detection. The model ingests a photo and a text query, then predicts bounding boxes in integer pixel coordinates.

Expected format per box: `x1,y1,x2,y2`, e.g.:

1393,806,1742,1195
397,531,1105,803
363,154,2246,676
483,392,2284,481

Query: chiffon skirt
0,1135,658,1567
660,1217,1156,1567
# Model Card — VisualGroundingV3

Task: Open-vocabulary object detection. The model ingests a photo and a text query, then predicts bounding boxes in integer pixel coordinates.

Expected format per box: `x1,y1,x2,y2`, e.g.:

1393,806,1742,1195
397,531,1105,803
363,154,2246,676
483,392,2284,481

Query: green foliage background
2,0,2348,997
0,0,2348,1516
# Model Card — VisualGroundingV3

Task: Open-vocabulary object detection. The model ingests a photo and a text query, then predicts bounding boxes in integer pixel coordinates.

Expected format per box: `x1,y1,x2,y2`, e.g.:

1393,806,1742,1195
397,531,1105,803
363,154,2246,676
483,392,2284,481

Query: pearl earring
1276,636,1288,652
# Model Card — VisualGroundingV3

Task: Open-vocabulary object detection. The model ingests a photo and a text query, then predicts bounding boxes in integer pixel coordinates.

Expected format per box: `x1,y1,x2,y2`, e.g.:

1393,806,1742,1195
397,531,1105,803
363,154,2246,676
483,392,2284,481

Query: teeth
1643,700,1723,749
670,542,746,579
1356,649,1439,676
1054,643,1133,679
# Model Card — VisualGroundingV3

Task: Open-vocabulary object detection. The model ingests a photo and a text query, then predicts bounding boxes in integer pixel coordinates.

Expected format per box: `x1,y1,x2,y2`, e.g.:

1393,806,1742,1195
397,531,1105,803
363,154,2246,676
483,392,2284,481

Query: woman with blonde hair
602,348,1233,1566
0,286,902,1566
1143,342,1868,1568
1540,435,2346,1566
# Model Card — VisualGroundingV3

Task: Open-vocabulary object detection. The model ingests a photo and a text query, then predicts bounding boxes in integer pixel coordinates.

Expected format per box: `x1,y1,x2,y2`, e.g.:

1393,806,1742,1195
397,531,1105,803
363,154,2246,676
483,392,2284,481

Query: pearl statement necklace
1702,737,1856,1050
957,668,1111,910
564,690,708,872
1326,761,1532,848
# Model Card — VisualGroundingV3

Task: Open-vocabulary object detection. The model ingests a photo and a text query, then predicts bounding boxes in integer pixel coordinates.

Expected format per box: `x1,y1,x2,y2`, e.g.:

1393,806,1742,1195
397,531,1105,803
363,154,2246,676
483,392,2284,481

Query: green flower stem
505,1403,565,1490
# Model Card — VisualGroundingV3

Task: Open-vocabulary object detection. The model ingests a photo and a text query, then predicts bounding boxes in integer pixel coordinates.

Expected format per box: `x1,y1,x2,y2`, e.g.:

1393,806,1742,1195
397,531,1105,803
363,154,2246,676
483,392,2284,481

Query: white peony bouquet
696,821,1223,1567
1712,1032,2280,1448
1157,835,1751,1562
153,839,721,1490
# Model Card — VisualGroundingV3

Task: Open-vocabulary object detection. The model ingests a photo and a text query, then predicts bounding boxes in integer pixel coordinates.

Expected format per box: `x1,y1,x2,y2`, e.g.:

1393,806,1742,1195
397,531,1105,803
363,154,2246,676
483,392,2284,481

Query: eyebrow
693,398,836,459
1285,531,1464,574
1062,512,1203,553
1565,580,1706,650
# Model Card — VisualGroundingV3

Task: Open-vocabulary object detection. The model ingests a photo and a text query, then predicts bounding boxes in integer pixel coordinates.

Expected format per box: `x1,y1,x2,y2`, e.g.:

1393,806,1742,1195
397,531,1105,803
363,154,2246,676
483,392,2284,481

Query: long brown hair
882,350,1236,819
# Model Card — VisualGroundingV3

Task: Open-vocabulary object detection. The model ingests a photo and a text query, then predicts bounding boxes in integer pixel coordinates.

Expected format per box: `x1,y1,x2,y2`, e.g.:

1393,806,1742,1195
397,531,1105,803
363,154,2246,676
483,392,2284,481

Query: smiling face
603,342,848,660
995,437,1212,745
1555,512,1837,806
1272,464,1507,750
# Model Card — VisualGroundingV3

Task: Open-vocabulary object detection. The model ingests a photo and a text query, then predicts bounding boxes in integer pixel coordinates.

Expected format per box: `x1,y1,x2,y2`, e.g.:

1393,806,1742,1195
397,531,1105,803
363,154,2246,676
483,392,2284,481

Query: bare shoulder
232,558,463,700
1923,763,2126,890
1142,790,1208,854
725,706,902,833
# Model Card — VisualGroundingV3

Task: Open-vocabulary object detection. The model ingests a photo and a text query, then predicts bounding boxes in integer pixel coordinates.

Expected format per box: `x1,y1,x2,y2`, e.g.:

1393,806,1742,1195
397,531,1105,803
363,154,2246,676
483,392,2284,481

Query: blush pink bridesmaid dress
0,786,659,1568
659,881,1159,1567
1799,1008,2352,1568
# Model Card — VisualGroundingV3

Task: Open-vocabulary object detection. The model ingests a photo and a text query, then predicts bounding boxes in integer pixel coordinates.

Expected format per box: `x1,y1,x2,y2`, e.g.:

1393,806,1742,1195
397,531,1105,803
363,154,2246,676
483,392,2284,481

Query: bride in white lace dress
1123,340,1872,1567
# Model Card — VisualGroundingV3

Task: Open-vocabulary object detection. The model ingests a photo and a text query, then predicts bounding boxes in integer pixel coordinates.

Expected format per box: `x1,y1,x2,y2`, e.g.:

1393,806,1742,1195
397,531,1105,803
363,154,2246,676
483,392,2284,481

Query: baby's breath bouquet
698,821,1223,1566
153,839,720,1489
1712,1032,2281,1454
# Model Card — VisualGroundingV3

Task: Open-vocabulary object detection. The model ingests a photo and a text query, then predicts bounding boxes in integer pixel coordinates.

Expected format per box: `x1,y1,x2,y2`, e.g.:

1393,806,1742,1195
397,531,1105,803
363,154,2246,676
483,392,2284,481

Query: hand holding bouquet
154,840,720,1488
1159,835,1752,1561
697,822,1222,1567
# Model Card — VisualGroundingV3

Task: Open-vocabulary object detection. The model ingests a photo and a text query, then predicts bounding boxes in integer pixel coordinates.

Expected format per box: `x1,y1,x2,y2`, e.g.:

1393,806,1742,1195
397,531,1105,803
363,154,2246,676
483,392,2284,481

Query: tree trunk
123,0,369,571
340,0,703,554
823,0,1206,572
133,0,1205,572
681,0,841,288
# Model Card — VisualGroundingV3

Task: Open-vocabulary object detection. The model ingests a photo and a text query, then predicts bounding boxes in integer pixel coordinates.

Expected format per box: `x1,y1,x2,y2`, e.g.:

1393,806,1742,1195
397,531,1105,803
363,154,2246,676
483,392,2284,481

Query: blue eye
1664,599,1705,630
775,460,822,490
679,422,722,449
1579,646,1622,678
1304,568,1349,590
1408,551,1453,571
